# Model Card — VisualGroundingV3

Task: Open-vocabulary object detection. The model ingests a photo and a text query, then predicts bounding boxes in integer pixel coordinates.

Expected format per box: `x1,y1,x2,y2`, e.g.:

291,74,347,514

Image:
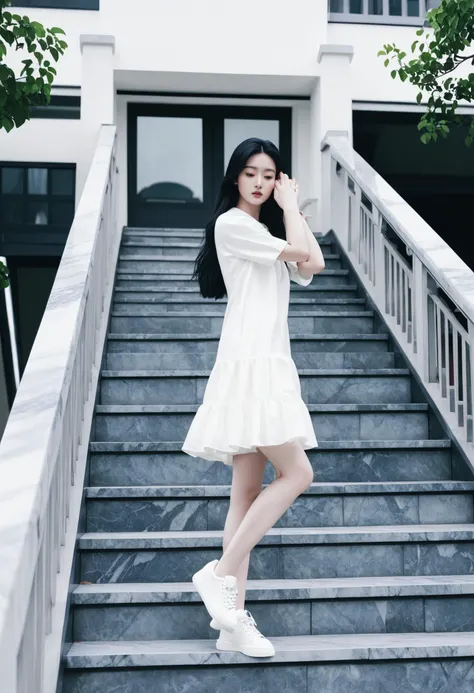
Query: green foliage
378,0,474,146
0,0,67,132
0,0,67,288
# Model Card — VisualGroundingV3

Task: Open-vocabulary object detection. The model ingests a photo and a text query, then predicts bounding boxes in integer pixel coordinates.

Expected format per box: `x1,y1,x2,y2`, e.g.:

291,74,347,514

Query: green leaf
50,27,66,35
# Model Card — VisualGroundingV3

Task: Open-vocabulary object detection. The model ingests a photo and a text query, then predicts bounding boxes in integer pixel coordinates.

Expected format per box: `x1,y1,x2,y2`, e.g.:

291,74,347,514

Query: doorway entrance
127,103,292,228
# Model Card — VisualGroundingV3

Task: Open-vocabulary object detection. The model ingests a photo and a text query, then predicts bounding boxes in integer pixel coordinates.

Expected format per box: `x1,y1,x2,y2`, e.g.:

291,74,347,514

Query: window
9,0,99,9
0,164,76,256
329,0,425,24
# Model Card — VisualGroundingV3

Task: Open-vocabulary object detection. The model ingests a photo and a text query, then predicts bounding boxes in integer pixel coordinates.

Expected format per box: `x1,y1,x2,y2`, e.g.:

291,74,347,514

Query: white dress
181,206,318,465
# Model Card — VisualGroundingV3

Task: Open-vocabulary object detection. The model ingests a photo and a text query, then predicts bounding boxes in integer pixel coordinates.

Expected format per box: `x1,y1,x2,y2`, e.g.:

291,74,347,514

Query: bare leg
215,440,314,578
222,449,267,609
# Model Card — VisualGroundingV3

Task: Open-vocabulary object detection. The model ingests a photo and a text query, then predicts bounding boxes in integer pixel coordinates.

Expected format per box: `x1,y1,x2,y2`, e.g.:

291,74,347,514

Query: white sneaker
192,559,238,631
214,609,275,658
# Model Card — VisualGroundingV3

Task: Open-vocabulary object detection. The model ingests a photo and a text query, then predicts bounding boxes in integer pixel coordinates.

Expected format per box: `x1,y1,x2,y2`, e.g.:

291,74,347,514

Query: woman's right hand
273,172,299,212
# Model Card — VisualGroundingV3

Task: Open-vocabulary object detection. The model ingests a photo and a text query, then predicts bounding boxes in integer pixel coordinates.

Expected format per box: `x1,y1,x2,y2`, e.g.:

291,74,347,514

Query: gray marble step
84,481,474,532
88,440,453,486
106,332,390,353
93,403,430,443
112,297,366,314
63,633,474,690
115,269,351,289
98,369,411,406
78,524,474,583
104,350,395,371
113,284,359,299
109,311,376,335
117,255,343,271
122,227,333,243
120,235,334,252
71,573,474,641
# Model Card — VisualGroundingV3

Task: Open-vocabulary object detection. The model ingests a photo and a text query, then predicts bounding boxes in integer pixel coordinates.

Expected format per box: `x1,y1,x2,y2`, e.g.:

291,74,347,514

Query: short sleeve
286,261,313,287
216,213,287,266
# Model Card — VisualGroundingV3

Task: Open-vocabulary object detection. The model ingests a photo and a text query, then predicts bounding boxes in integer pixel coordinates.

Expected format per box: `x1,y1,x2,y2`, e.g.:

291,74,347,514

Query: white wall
7,1,328,84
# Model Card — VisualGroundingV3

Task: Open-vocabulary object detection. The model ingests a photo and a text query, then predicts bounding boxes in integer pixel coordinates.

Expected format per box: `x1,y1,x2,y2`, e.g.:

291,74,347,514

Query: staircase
63,225,474,692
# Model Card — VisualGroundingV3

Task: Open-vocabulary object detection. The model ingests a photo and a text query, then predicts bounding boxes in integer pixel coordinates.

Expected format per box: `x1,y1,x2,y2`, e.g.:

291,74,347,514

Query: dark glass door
127,103,291,228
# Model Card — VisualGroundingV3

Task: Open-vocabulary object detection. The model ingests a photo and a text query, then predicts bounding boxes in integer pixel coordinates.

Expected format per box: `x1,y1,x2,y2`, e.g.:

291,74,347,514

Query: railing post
412,256,431,378
373,209,386,312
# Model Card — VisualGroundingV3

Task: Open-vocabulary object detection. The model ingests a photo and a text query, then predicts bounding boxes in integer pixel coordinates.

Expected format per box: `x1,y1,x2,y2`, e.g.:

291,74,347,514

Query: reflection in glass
368,0,383,14
136,116,203,203
27,201,48,225
1,198,23,223
28,168,48,195
2,168,23,194
224,119,279,172
329,0,344,11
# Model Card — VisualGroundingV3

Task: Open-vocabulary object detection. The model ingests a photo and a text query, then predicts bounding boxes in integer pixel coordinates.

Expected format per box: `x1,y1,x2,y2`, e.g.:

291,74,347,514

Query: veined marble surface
66,631,474,668
0,126,117,665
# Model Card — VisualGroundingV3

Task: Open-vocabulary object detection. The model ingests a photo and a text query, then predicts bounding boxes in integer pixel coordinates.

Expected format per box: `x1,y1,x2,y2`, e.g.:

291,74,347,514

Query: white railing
328,0,428,25
0,125,120,693
323,135,474,463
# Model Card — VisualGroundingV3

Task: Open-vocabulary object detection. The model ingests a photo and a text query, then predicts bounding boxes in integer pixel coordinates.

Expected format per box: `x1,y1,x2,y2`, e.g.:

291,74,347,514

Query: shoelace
221,580,238,610
240,610,265,639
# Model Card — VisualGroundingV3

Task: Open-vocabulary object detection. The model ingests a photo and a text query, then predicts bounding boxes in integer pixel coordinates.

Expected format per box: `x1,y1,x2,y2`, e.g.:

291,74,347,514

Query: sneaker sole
216,640,275,658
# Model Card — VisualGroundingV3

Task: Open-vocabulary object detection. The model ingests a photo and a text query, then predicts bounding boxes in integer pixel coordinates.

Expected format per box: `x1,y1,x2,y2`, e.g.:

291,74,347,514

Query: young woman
182,137,325,657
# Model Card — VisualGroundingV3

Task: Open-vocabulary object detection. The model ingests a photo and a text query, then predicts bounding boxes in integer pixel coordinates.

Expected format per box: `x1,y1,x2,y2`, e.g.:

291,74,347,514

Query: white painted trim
353,100,474,114
80,34,115,53
318,44,354,62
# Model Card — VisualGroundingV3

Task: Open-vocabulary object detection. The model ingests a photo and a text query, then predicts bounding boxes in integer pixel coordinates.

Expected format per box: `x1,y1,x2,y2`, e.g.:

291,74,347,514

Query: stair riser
111,299,364,314
119,241,334,254
112,288,359,300
88,448,452,487
114,273,350,288
79,539,474,583
99,375,411,406
72,593,474,641
61,660,474,693
93,410,428,443
105,352,395,371
85,493,473,532
109,315,375,335
107,337,389,355
117,258,343,271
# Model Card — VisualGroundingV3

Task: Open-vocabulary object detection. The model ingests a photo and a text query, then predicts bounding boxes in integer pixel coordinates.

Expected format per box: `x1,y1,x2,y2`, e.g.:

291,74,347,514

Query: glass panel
136,116,203,203
2,168,23,194
28,168,48,195
1,198,24,223
224,119,280,173
51,168,75,196
368,0,383,14
389,0,402,15
27,201,48,225
349,0,363,12
407,0,420,15
329,0,344,11
51,200,74,224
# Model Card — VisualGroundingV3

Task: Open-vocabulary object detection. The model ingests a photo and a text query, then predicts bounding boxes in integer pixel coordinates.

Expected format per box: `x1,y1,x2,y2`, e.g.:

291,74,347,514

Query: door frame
127,102,292,228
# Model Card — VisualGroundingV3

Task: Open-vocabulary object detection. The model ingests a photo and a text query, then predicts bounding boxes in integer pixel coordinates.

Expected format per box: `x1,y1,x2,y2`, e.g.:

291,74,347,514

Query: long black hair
192,137,287,300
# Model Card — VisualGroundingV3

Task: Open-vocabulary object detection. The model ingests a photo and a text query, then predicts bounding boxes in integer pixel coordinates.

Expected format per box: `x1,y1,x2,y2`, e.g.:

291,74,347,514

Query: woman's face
235,152,277,208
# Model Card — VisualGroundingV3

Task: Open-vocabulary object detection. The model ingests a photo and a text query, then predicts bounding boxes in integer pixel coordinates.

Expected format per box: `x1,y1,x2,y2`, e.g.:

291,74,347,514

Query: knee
295,462,314,492
231,484,261,510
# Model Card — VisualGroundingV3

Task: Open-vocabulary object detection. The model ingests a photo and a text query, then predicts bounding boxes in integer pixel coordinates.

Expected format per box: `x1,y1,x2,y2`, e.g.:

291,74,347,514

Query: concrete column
308,44,354,234
76,34,116,203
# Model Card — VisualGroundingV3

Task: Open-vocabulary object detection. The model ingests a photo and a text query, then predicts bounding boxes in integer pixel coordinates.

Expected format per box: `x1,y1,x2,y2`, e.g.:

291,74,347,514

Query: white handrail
323,134,474,466
0,125,120,693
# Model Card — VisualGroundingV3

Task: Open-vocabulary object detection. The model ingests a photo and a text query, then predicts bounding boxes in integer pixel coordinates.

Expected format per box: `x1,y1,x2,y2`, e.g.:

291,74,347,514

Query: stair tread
95,403,428,413
110,310,373,317
89,439,450,452
65,631,474,667
100,368,410,378
107,333,388,340
78,524,474,549
114,285,358,293
84,480,474,499
71,574,474,603
118,253,342,260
